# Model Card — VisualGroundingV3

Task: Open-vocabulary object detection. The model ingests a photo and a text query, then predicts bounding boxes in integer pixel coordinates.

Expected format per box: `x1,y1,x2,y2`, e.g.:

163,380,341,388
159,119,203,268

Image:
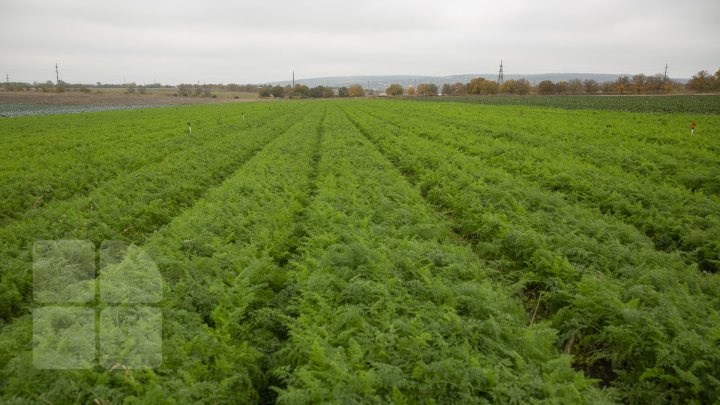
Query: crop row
352,101,720,272
0,105,326,403
1,105,611,403
0,103,290,225
341,104,720,403
269,107,605,403
369,100,720,193
416,95,720,114
0,103,310,324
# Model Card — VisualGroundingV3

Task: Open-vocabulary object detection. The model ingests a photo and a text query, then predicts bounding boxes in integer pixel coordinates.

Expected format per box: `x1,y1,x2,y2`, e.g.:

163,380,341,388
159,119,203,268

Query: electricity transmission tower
497,60,504,86
55,63,60,85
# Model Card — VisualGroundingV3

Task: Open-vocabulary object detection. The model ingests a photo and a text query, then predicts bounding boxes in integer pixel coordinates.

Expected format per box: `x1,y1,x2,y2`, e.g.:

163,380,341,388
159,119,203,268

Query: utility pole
292,70,295,88
498,60,504,86
664,64,668,81
55,63,60,85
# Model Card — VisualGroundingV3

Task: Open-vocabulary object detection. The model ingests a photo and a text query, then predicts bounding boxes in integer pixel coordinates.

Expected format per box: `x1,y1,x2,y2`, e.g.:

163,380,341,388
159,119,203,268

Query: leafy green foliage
1,97,718,403
0,104,283,225
271,107,605,403
417,95,720,114
342,98,720,403
1,103,323,403
0,102,310,324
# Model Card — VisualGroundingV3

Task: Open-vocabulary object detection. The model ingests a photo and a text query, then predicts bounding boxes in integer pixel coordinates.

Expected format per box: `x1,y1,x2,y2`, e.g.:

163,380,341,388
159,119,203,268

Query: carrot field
0,98,719,404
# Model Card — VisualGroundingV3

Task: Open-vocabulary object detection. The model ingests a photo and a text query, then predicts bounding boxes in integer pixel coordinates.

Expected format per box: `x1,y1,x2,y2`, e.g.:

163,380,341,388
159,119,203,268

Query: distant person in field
690,121,697,135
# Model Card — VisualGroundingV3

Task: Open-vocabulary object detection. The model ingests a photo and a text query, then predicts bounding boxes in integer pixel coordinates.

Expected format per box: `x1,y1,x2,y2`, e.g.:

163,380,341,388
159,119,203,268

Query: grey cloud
1,0,718,84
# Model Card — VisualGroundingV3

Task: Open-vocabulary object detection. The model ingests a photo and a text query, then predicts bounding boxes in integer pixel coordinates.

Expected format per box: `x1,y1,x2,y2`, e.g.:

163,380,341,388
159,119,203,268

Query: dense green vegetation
416,94,720,114
0,98,718,403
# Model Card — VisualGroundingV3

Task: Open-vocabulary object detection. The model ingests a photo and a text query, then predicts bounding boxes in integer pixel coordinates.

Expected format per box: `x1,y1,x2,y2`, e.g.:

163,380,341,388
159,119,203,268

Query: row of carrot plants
269,107,607,403
0,103,309,324
0,105,326,403
375,100,720,193
0,103,289,225
352,101,720,272
342,103,720,403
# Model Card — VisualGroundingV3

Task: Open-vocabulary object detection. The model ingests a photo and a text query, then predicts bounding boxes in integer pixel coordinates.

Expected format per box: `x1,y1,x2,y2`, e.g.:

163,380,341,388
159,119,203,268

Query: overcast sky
1,0,719,85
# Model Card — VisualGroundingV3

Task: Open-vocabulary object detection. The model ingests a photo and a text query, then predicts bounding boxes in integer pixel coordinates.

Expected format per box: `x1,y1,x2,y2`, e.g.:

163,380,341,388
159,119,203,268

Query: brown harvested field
0,89,258,106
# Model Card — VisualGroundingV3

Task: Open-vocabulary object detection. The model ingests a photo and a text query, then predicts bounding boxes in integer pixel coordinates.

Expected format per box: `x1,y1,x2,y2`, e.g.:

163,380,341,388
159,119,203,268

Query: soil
0,89,260,117
0,90,255,106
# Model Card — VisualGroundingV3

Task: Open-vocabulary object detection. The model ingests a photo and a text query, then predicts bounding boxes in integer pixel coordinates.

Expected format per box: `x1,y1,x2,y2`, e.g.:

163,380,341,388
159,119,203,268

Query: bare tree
567,79,583,94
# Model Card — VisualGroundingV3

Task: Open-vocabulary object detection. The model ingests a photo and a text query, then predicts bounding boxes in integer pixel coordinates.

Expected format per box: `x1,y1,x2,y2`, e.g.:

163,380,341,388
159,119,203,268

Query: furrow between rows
0,103,302,226
0,104,312,325
0,105,326,403
341,103,720,403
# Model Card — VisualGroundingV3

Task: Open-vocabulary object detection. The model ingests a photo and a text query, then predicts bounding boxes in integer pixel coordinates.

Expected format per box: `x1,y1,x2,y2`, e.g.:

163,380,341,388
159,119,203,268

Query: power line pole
55,63,60,85
498,60,504,86
292,70,295,88
664,64,668,81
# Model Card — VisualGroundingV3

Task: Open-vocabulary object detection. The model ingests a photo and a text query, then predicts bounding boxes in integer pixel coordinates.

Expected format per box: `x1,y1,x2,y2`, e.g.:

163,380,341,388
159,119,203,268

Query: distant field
419,94,720,114
0,88,259,117
0,102,171,117
0,98,718,403
96,87,258,100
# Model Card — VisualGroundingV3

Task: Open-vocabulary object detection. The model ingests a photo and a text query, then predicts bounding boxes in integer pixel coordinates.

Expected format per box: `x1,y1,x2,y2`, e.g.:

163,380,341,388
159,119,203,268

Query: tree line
257,84,364,99
256,68,720,98
3,68,719,97
686,69,720,92
0,81,256,96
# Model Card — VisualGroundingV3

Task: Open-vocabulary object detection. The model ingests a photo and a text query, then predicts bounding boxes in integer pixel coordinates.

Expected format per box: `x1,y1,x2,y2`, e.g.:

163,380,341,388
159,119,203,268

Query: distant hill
268,73,688,90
